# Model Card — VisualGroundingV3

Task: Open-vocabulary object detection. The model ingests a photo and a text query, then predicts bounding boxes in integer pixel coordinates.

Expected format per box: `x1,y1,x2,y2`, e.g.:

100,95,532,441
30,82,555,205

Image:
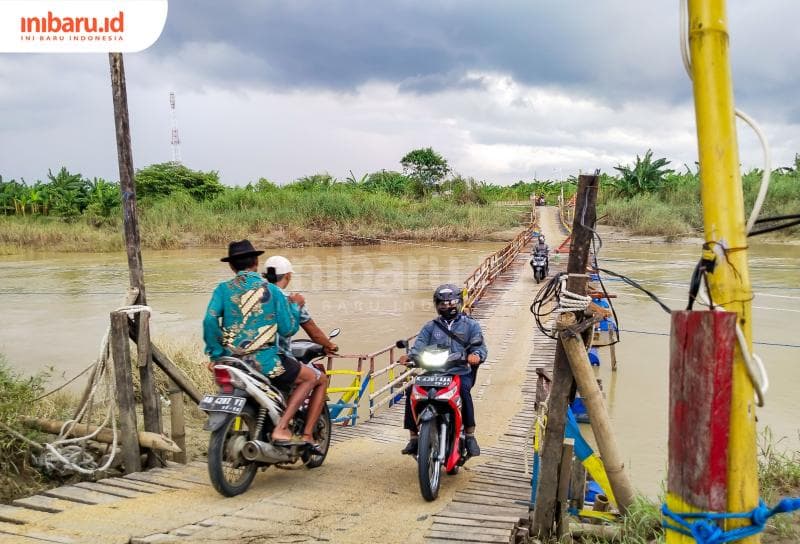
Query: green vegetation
599,151,800,238
3,148,798,252
0,356,76,502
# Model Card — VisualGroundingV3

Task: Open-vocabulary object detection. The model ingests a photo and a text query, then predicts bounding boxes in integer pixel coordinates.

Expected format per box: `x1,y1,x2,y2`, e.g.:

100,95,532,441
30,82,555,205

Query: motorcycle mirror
395,339,409,349
328,328,341,339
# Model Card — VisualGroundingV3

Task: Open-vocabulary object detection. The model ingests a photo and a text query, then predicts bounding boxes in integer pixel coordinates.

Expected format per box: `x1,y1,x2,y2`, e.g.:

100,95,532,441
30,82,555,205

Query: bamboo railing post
168,379,186,464
559,312,634,513
110,311,141,474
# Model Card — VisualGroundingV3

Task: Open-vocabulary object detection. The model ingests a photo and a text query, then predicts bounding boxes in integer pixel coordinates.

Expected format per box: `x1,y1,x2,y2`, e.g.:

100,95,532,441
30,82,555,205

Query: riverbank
598,168,800,239
0,193,523,254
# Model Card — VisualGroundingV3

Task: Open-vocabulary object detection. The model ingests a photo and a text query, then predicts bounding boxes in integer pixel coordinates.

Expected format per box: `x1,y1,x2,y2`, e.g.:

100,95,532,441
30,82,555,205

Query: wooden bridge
0,208,570,544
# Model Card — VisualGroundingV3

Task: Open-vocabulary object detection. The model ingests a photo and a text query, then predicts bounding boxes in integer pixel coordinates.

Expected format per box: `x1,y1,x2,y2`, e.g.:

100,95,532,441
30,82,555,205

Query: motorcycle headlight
420,350,449,369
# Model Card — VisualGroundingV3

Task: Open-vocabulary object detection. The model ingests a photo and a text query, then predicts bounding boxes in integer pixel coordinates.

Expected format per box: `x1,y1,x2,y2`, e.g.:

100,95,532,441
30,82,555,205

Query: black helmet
538,235,546,244
433,283,463,319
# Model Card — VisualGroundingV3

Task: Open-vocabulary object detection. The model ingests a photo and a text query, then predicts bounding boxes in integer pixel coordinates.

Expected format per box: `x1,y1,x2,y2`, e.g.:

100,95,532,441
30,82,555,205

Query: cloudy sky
1,1,798,185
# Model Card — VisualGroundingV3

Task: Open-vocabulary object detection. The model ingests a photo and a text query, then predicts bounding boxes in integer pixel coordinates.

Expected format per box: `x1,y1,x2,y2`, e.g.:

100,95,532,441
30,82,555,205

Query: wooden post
532,173,598,539
136,311,162,468
109,53,146,304
667,311,735,541
110,311,141,474
609,329,618,371
169,379,187,464
570,455,587,512
555,439,575,539
560,312,635,513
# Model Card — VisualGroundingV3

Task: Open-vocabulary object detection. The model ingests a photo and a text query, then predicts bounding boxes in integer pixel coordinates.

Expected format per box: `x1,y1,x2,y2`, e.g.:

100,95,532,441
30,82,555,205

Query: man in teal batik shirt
203,240,325,447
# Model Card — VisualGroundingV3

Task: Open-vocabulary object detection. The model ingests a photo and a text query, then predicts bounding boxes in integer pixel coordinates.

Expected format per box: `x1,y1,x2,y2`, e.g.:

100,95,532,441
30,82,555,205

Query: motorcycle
396,339,474,501
201,329,339,497
530,251,549,283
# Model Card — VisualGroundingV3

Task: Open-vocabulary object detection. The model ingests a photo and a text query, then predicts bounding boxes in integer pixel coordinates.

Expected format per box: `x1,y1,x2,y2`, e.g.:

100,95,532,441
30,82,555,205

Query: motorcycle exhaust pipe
241,440,293,463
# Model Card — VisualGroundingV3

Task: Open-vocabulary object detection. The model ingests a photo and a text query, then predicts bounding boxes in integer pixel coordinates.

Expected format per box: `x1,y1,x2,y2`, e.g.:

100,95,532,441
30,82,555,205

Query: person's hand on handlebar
324,342,339,355
467,353,481,366
398,354,411,366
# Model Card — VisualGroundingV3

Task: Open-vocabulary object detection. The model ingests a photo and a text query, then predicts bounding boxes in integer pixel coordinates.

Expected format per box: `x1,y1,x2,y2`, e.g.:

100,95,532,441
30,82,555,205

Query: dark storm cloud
150,0,684,99
147,1,799,113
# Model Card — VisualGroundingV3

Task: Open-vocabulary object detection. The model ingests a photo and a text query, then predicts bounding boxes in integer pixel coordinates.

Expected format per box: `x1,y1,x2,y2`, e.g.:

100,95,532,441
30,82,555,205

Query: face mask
436,301,460,319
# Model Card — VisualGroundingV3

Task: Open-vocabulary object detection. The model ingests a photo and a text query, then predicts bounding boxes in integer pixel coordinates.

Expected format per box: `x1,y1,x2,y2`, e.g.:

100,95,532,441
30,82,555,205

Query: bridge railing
324,213,537,425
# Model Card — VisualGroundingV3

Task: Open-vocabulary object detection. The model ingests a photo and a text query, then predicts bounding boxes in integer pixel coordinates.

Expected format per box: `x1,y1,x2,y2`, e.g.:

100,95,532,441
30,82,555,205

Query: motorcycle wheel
207,405,258,497
302,405,332,469
417,420,442,501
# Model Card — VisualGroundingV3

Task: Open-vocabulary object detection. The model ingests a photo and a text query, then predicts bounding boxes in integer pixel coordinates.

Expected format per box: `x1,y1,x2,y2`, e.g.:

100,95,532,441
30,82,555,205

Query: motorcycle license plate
415,375,452,388
199,395,246,414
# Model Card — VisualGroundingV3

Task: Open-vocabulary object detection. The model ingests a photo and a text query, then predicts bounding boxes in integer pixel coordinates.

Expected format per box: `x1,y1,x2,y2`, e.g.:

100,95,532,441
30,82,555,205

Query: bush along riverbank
3,148,799,251
598,151,800,239
0,156,532,253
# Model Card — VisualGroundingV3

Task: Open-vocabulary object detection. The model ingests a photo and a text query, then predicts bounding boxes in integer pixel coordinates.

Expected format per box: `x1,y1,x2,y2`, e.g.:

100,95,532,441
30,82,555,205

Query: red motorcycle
396,340,473,501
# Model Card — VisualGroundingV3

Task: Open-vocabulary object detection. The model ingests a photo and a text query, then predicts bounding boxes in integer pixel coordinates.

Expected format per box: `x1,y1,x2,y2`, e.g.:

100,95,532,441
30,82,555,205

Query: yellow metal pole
667,1,758,542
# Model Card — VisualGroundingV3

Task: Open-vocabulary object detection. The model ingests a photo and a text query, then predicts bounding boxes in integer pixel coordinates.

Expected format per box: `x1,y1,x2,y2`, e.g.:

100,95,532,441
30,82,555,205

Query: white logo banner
0,0,168,53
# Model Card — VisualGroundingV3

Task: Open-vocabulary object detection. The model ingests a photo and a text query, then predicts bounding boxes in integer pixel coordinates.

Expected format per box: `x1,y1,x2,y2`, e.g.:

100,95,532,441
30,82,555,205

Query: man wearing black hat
203,240,325,446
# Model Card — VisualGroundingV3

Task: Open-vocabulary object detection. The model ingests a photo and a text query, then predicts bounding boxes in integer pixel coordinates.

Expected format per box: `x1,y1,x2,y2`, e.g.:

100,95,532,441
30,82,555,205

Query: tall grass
1,187,522,253
0,355,77,502
599,169,800,238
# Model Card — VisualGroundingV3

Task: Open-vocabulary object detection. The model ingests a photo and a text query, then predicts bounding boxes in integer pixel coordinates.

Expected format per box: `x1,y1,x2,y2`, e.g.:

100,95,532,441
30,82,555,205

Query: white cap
264,255,293,275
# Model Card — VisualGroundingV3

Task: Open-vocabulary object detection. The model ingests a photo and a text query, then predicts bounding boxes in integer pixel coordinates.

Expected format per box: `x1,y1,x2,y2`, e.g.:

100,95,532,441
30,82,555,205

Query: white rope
554,277,592,314
27,303,151,475
697,287,769,407
679,0,772,234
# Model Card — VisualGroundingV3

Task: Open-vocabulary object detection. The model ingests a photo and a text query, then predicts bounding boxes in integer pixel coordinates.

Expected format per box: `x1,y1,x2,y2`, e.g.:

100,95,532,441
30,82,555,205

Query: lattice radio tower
169,91,182,164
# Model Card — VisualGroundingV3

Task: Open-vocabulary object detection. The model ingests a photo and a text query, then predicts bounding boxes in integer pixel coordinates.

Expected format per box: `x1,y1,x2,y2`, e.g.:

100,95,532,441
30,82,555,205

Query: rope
553,277,592,314
662,498,800,544
21,302,151,476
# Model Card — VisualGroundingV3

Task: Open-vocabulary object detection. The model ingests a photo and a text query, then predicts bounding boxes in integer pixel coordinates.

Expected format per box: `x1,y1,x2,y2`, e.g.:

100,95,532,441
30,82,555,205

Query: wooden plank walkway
3,215,571,544
423,248,563,544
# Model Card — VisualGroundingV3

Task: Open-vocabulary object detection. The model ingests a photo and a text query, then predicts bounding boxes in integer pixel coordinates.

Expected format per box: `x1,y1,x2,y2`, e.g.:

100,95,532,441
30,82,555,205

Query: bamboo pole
680,2,758,542
21,417,181,453
559,312,635,513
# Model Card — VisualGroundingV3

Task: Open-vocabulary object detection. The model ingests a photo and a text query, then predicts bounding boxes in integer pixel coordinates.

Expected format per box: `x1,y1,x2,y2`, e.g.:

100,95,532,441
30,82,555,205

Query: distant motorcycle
201,329,339,497
396,339,476,501
530,252,549,283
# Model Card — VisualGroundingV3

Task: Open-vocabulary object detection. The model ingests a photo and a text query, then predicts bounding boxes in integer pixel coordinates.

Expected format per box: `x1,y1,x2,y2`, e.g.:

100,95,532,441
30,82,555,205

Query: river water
0,240,797,497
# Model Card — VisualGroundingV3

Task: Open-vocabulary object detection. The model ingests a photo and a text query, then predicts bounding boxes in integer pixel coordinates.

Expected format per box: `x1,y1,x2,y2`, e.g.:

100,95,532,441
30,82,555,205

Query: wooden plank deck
5,221,561,544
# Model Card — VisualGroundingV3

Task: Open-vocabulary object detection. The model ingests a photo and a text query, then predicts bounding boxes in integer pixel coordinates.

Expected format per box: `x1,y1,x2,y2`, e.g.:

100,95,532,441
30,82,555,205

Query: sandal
272,434,305,447
303,441,325,456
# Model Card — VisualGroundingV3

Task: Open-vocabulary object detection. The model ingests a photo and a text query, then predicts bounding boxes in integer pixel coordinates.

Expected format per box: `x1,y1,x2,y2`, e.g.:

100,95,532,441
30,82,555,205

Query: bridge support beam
531,174,599,539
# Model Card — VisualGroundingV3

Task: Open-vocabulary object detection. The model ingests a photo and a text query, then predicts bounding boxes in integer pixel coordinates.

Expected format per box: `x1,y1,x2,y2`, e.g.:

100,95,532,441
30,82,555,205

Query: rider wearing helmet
534,234,549,255
399,284,487,457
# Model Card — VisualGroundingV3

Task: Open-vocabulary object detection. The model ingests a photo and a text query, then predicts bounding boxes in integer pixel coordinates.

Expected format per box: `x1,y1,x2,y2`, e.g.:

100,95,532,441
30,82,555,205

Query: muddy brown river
1,239,797,497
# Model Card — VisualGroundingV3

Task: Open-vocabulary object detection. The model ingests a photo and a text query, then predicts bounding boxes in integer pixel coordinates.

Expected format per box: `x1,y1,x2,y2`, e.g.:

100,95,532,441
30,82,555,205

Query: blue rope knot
662,497,800,544
689,520,725,544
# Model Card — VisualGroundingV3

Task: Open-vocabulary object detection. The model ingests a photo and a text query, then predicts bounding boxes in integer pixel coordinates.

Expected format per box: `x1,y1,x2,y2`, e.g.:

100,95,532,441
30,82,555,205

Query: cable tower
169,91,181,164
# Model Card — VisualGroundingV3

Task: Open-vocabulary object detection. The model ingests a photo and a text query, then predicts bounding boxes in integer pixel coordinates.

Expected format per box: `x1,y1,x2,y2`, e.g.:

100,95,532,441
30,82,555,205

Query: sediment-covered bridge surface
0,209,566,544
